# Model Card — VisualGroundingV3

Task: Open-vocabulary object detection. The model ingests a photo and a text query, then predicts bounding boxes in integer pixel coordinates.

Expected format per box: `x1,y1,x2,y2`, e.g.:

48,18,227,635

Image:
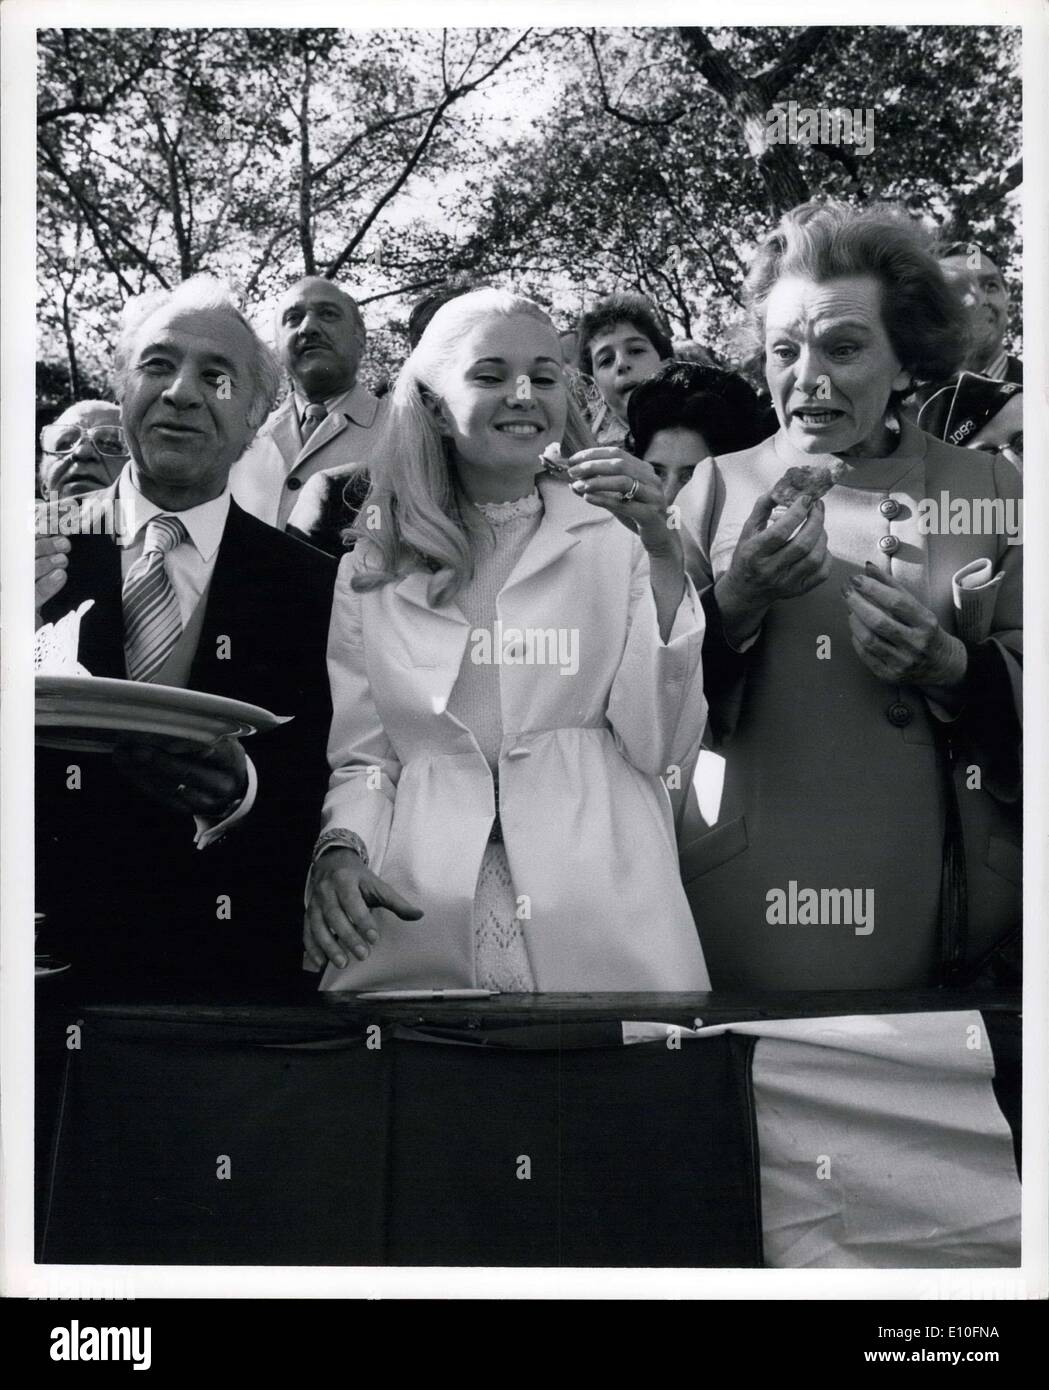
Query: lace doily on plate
34,600,95,676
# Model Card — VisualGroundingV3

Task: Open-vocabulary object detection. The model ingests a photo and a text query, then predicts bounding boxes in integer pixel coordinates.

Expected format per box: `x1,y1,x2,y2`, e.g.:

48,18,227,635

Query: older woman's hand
304,847,423,971
844,563,968,690
715,492,831,646
565,446,676,556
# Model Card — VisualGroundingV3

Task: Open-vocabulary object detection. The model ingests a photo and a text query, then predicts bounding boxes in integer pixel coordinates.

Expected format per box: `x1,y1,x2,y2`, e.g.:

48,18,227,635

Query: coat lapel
389,569,471,717
296,409,347,469
384,480,607,725
268,397,303,472
498,475,608,602
188,500,257,697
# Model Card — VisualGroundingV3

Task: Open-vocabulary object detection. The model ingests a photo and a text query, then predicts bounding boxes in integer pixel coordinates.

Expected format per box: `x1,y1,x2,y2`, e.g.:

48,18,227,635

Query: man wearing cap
230,276,387,533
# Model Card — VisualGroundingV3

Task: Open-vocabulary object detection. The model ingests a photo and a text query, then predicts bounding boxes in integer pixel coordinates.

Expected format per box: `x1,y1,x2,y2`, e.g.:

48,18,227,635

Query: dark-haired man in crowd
230,276,387,535
284,279,492,556
576,292,674,445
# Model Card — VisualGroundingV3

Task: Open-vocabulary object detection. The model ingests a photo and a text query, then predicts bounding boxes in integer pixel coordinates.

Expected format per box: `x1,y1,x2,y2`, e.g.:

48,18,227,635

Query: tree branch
38,139,171,292
946,157,1023,232
756,26,832,97
585,29,686,128
322,30,533,280
311,105,435,181
37,33,164,125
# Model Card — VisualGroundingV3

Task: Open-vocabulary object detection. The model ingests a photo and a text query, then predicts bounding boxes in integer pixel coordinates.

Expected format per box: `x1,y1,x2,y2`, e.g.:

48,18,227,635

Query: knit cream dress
446,490,544,990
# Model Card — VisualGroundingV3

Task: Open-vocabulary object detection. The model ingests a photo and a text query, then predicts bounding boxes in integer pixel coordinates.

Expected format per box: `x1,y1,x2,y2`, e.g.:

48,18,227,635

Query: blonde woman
304,288,710,992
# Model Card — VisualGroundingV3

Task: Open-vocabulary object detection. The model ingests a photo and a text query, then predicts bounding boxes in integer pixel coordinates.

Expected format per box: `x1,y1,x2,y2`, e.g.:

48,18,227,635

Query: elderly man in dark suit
35,275,336,1001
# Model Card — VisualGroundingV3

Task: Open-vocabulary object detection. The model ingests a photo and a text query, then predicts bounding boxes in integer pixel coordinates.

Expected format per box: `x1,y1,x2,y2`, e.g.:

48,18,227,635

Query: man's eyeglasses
40,424,129,457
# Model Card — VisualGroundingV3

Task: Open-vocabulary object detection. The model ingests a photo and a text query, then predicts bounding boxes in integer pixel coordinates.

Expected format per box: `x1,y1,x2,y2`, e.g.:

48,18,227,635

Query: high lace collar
471,489,543,524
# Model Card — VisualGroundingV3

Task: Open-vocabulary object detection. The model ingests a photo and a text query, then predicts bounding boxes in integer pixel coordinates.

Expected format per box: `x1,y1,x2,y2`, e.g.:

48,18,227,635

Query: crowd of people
34,199,1023,1001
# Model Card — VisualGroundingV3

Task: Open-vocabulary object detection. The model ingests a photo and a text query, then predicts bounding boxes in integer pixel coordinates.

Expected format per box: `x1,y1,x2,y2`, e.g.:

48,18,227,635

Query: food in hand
767,462,843,537
770,463,843,508
539,441,569,474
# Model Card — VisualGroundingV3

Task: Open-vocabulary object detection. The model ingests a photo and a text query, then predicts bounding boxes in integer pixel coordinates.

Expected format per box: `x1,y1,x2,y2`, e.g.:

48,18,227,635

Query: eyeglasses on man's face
40,424,129,457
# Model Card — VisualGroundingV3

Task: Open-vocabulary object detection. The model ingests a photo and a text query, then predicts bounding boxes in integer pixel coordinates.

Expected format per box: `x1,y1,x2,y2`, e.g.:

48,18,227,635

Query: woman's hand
844,563,968,690
715,492,831,646
566,445,687,642
304,847,423,971
565,447,677,557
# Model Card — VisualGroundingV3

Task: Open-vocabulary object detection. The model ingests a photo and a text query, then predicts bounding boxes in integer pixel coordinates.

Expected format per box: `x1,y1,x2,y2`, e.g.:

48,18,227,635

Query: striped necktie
301,402,328,442
122,515,188,682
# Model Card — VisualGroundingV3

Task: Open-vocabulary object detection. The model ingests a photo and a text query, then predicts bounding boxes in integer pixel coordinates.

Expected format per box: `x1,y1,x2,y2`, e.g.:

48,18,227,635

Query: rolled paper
951,558,1003,643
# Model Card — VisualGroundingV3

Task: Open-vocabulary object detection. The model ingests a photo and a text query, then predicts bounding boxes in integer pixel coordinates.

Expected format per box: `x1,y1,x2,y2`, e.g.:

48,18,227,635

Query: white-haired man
230,276,386,535
35,275,337,1000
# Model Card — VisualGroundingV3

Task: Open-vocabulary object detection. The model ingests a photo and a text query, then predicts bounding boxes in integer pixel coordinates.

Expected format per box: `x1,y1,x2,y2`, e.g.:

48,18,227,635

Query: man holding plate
35,276,337,1000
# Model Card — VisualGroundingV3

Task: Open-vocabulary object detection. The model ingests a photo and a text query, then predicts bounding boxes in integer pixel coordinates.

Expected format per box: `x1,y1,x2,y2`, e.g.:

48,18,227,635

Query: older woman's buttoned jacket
676,420,1022,990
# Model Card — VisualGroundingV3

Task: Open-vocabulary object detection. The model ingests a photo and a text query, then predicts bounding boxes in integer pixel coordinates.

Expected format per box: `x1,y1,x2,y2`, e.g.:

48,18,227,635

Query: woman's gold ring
622,479,640,502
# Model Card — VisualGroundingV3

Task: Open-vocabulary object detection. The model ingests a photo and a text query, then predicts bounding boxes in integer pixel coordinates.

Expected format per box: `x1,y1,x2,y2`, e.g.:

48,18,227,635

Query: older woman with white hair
304,287,711,992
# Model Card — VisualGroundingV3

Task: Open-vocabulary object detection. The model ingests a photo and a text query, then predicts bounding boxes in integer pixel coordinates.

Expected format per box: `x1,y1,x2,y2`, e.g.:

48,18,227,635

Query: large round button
887,701,912,727
878,534,900,554
286,477,302,491
879,498,901,519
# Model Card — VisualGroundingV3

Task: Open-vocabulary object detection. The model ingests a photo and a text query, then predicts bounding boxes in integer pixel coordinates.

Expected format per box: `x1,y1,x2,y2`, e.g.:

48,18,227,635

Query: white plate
36,960,72,978
36,675,291,753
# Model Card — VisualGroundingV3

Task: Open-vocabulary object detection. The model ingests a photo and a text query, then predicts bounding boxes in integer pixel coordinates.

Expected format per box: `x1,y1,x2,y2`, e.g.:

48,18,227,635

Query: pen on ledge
355,989,500,1001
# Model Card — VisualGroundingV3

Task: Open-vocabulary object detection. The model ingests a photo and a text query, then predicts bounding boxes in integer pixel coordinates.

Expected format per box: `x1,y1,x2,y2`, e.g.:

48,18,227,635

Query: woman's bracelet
311,828,369,869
